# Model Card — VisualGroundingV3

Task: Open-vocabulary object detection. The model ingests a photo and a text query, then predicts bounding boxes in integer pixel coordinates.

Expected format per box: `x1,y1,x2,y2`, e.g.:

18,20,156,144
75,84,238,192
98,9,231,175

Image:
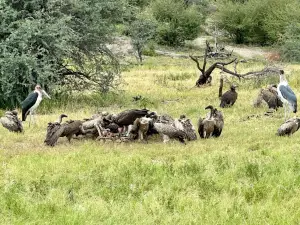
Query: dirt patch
225,45,266,59
192,37,267,59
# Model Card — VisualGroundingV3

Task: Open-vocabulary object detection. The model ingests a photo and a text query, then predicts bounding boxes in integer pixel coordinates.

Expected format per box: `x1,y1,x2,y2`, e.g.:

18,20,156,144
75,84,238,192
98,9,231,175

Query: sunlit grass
1,54,300,224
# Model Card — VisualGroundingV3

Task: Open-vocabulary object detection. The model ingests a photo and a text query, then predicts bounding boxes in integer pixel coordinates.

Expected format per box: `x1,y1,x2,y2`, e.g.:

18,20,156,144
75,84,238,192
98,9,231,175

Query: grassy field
1,53,300,224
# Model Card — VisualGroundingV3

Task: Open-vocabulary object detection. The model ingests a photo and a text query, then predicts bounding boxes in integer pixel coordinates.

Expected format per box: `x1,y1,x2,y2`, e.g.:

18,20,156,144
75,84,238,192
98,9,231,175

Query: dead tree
190,41,240,86
219,75,224,98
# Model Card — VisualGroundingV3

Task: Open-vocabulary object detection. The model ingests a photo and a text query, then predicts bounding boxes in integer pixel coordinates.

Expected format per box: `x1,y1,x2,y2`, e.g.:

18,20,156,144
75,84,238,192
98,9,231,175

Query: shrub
151,0,205,46
280,23,300,62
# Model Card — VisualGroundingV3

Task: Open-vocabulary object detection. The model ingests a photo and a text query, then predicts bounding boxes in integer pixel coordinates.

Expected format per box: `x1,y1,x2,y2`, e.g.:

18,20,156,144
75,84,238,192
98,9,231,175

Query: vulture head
230,84,238,91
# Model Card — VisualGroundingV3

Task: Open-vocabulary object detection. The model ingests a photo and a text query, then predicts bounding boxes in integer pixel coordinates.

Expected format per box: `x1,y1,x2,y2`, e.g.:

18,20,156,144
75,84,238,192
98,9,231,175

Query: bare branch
240,67,281,78
215,65,241,79
219,75,223,98
189,55,203,73
204,58,237,77
216,58,237,66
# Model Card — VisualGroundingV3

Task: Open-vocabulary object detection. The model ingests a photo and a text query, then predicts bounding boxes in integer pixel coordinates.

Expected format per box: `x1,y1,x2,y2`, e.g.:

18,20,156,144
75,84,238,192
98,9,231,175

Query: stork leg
284,104,287,121
32,112,36,125
286,105,289,121
29,111,32,127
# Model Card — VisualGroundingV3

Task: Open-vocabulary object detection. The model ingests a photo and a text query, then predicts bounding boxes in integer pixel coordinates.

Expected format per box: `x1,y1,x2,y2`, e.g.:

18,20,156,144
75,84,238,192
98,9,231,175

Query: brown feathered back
113,109,149,126
0,110,23,133
44,120,83,146
220,85,238,108
277,118,300,136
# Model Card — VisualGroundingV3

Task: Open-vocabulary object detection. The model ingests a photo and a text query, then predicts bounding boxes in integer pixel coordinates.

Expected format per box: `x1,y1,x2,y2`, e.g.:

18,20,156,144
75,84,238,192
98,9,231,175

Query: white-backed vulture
128,117,152,142
112,109,149,126
277,118,300,136
254,85,283,110
175,115,197,141
44,115,84,146
198,105,224,138
153,122,186,144
0,110,23,133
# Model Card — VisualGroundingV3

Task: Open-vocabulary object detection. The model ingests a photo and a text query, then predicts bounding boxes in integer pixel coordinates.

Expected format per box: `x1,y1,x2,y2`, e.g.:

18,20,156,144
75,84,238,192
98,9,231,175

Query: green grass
1,54,300,224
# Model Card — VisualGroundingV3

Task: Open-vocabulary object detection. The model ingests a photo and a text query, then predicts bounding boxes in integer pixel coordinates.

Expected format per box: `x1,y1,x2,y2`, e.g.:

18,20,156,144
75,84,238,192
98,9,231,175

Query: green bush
0,0,124,109
151,0,205,46
280,23,300,62
214,0,300,45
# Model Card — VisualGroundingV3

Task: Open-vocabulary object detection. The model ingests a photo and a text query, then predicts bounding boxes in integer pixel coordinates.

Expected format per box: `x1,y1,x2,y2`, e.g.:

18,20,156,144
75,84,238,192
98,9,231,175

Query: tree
129,18,157,63
151,0,206,46
214,0,300,45
280,23,300,62
0,0,126,109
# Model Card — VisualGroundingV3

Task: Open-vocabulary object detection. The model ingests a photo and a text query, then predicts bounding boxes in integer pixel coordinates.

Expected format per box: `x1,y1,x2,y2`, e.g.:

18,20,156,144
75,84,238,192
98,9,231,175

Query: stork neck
280,74,288,84
34,90,42,96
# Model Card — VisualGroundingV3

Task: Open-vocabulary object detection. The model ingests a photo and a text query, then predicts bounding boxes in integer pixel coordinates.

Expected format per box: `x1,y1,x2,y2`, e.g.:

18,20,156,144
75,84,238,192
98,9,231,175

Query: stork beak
42,90,51,99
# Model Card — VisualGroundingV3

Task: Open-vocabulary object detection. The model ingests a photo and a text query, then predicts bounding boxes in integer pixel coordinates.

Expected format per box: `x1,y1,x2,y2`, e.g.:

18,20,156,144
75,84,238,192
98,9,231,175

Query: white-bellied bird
21,84,51,125
277,70,297,121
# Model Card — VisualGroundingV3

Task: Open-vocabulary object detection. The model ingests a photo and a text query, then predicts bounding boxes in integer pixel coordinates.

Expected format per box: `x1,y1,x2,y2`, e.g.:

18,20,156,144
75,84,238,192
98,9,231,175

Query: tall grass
1,54,300,224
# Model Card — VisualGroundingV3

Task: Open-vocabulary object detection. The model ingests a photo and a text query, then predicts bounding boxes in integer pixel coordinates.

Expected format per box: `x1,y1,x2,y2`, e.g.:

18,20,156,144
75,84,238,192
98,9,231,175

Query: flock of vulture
0,106,223,146
0,71,299,146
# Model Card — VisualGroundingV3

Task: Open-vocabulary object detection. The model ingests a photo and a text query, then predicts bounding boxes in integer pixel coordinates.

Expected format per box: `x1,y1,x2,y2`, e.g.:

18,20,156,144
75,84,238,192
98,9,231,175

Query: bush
129,17,157,62
151,0,205,46
0,0,124,109
214,0,300,45
280,23,300,62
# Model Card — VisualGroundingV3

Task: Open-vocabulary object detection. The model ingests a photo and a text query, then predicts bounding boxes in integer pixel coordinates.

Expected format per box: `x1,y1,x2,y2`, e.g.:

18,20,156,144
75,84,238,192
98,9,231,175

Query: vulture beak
42,89,51,99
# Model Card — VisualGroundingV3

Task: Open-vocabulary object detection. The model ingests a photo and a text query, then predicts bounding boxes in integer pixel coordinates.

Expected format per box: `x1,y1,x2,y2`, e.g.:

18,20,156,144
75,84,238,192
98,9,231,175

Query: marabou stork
21,84,51,125
277,70,297,121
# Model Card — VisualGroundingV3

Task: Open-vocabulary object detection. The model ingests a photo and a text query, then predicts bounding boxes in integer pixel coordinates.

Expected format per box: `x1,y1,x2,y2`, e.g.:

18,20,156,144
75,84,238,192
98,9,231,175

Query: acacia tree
0,0,126,108
129,18,157,63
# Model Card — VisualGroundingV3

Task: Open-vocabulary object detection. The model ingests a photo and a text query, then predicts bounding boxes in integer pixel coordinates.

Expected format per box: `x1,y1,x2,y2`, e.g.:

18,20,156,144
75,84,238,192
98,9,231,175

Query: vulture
44,115,84,146
198,105,224,138
211,107,224,137
44,114,68,145
254,85,283,110
112,109,149,126
80,112,118,138
174,115,197,141
128,117,152,142
153,122,186,144
277,118,300,136
220,84,238,108
156,114,175,124
0,110,23,133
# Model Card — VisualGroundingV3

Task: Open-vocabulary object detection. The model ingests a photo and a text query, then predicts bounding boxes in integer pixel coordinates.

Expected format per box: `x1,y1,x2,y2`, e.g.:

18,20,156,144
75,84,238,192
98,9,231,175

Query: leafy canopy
0,0,125,109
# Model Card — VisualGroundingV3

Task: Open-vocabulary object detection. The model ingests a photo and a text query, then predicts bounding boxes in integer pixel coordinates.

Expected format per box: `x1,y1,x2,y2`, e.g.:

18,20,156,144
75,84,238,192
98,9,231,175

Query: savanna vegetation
1,0,300,224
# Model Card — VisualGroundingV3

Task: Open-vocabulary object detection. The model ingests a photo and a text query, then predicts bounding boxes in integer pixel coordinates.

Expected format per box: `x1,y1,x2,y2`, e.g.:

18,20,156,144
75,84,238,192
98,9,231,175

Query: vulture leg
67,134,73,142
138,130,142,141
163,135,170,143
127,125,133,136
118,127,123,137
144,133,148,143
80,126,86,134
95,123,103,137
